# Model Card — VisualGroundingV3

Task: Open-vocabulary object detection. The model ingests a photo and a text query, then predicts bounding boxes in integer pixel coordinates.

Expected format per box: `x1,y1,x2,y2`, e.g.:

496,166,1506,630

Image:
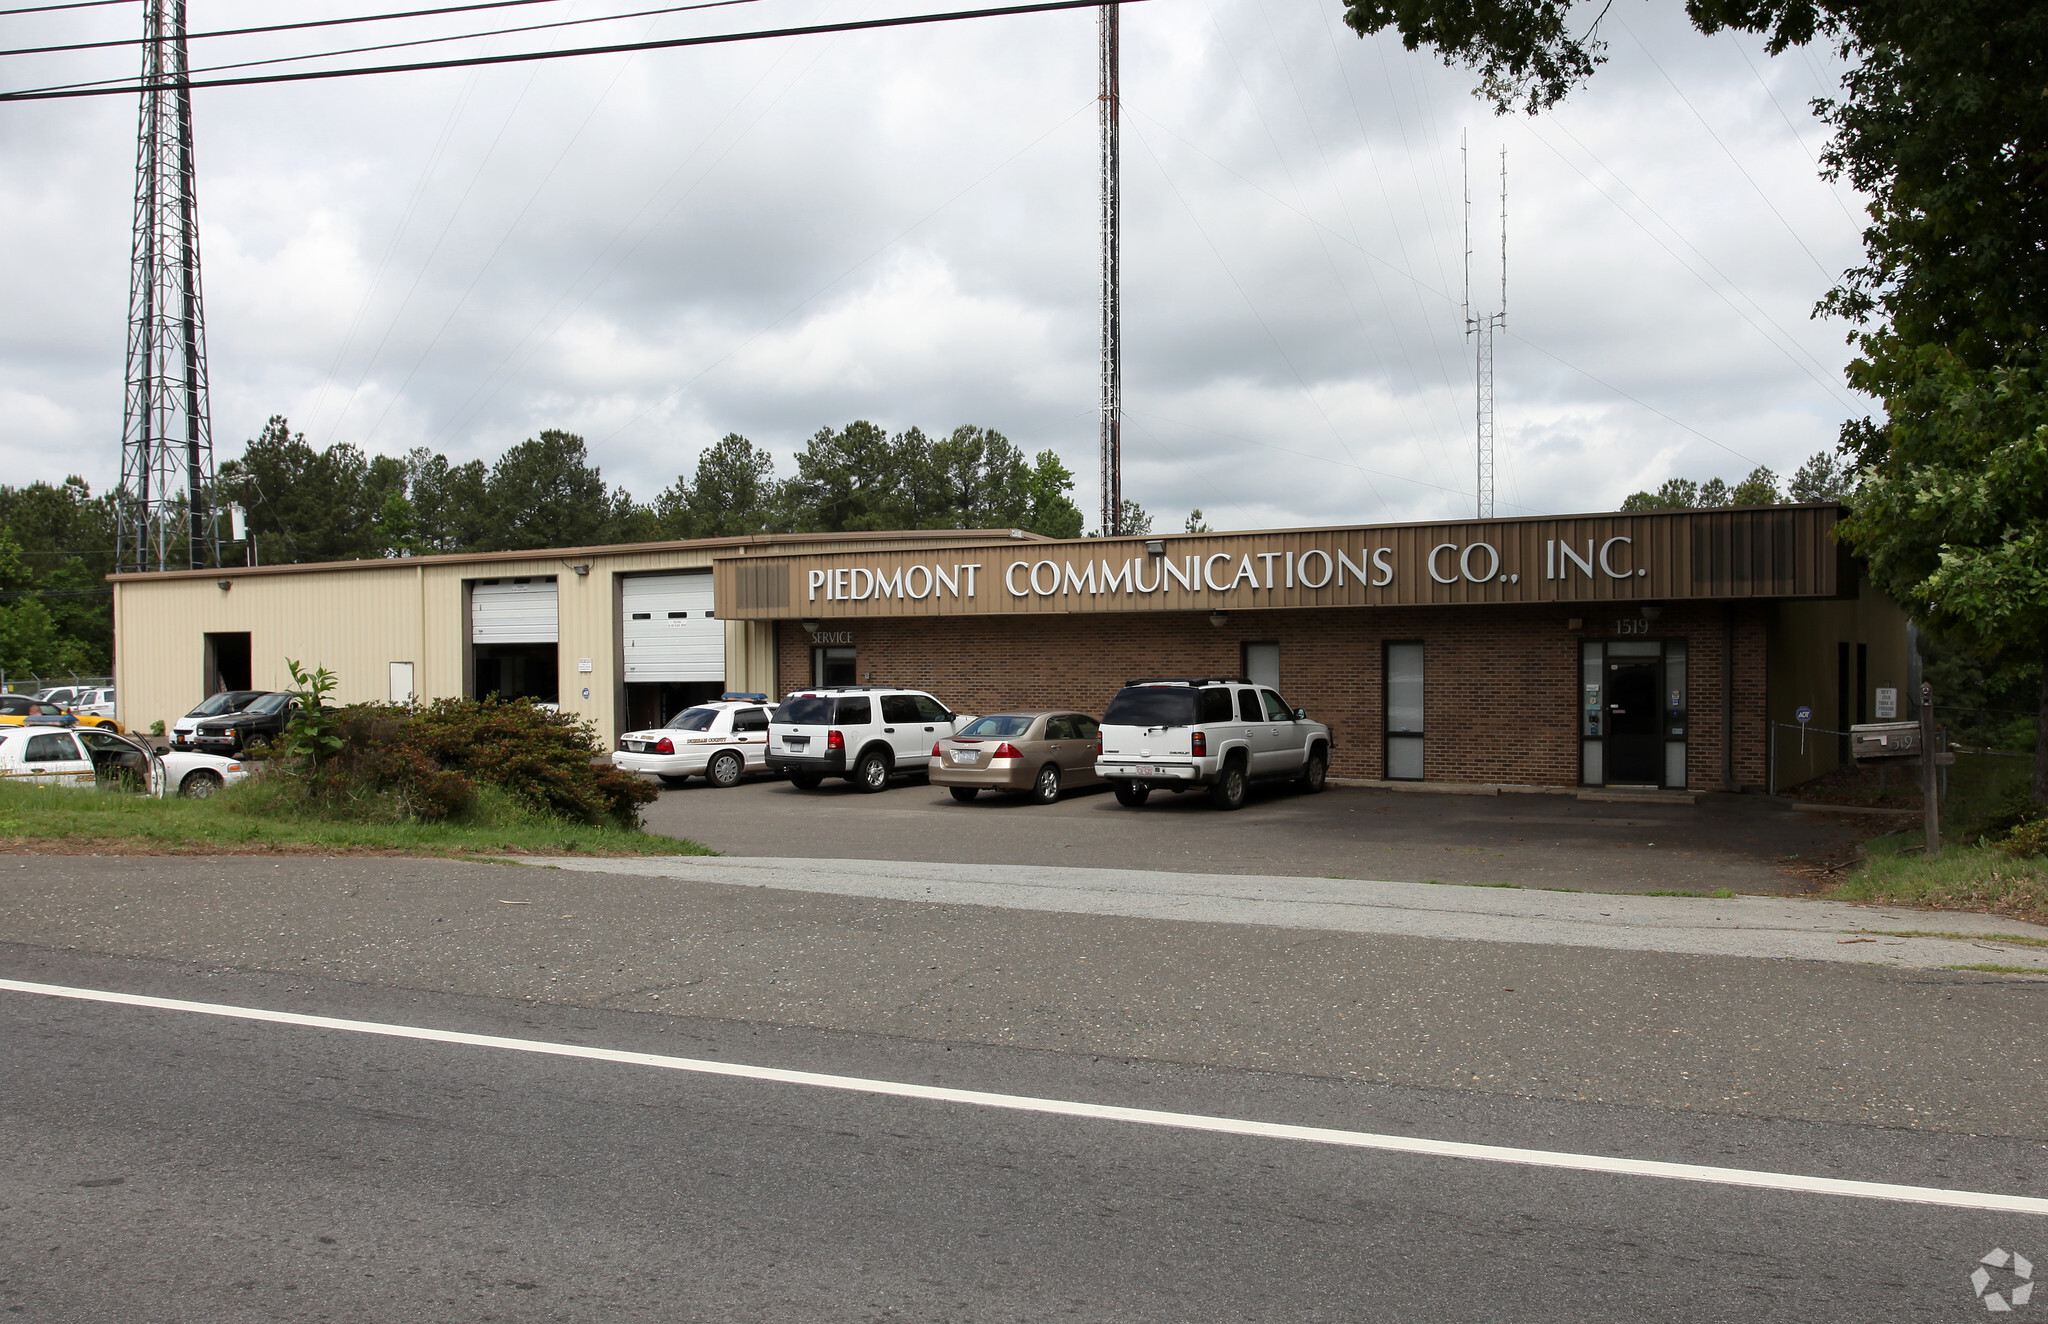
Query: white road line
5,976,2044,1217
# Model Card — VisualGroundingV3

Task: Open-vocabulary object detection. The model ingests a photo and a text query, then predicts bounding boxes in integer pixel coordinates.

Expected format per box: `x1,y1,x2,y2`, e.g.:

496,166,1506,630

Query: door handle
883,726,896,733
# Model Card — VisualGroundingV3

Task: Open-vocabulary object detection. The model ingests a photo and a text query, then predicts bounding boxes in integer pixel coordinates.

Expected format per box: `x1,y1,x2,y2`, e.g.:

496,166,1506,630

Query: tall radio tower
119,0,218,573
1463,134,1505,521
1097,2,1122,536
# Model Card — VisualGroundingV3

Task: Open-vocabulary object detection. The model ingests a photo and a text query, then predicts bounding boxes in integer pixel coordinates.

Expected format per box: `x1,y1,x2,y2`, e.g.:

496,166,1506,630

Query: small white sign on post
1795,704,1812,754
1875,687,1898,720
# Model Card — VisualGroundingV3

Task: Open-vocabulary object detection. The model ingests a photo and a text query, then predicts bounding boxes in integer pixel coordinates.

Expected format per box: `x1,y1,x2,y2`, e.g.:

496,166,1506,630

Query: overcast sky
0,0,1870,532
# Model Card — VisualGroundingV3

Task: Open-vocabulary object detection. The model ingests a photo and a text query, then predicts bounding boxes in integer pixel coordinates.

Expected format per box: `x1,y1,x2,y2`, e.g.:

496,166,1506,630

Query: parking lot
637,773,1877,895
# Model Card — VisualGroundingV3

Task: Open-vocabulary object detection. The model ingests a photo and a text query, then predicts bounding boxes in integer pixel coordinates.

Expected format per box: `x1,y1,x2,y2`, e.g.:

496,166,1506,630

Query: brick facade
776,601,1771,789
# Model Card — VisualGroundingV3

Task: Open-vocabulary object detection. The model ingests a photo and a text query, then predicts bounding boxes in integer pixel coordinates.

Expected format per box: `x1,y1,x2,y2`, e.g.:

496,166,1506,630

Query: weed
1944,963,2046,976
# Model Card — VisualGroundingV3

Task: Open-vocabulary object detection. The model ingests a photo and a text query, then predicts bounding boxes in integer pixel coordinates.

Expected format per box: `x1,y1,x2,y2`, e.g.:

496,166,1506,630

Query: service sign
714,506,1843,620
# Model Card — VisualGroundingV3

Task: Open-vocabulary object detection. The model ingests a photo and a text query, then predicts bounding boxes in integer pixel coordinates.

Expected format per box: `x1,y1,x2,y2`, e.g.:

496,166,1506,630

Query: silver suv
1095,677,1333,810
768,687,973,792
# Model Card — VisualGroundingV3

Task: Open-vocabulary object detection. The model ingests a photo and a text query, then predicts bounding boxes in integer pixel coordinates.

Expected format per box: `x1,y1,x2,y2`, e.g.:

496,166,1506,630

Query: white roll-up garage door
471,578,559,644
621,571,721,682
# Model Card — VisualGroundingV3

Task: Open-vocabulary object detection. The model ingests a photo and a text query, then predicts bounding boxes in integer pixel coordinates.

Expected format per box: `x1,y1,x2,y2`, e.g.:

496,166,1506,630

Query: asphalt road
4,947,2045,1322
637,776,1875,895
4,854,2043,1320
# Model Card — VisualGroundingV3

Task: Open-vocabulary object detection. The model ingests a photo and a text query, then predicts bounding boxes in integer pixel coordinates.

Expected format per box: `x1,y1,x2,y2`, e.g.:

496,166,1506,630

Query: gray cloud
0,0,1870,532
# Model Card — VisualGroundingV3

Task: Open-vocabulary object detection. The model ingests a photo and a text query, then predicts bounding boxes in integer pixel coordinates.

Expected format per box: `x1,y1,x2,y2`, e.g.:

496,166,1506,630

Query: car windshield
1103,687,1199,728
958,715,1034,738
775,696,833,725
187,691,255,718
245,693,292,715
665,707,720,731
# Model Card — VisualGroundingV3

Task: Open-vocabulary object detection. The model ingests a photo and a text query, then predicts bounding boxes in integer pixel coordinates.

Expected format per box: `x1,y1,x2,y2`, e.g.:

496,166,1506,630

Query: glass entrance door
1604,656,1664,785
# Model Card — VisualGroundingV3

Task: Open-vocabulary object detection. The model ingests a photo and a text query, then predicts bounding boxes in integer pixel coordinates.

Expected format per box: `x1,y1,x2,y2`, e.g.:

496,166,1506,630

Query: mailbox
1851,721,1921,761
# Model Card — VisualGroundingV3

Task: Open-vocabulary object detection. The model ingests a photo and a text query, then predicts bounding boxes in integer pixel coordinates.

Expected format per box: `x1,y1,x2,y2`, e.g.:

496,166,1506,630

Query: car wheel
1208,761,1247,810
1031,764,1061,804
1297,748,1328,794
788,772,824,790
707,751,744,788
948,786,979,803
1113,780,1150,807
179,769,223,800
853,749,892,793
658,774,691,788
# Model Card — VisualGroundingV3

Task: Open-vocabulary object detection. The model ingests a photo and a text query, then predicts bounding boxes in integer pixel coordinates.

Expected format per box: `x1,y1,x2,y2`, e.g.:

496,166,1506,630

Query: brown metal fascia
106,526,1045,584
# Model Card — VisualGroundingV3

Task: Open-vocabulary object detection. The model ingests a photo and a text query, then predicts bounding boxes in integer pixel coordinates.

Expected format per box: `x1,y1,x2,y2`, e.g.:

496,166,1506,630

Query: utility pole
1098,1,1121,536
120,0,217,573
1463,135,1506,521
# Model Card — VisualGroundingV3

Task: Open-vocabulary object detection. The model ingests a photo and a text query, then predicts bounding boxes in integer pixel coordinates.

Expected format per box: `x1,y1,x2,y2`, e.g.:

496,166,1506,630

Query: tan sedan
931,711,1104,804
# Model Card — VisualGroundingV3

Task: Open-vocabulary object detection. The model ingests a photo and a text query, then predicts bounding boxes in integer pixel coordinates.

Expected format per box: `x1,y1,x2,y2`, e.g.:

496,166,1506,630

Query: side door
1258,689,1304,775
910,694,956,749
1051,715,1100,778
731,706,771,767
879,694,931,767
23,731,93,788
1234,686,1280,775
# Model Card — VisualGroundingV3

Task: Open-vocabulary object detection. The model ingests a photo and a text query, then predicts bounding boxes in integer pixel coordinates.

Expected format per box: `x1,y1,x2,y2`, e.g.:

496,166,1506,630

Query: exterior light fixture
1208,611,1229,628
801,619,821,632
1640,605,1664,621
216,579,231,591
1145,539,1166,556
571,564,590,577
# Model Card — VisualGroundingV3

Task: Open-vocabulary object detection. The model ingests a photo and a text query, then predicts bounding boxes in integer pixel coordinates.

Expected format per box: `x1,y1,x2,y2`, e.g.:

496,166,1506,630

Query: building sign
714,506,1843,620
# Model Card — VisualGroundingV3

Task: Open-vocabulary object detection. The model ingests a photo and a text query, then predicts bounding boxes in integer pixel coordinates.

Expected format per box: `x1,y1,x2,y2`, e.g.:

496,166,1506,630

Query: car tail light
931,741,942,756
654,737,674,755
1191,731,1207,756
1094,737,1103,757
827,730,845,751
992,742,1022,760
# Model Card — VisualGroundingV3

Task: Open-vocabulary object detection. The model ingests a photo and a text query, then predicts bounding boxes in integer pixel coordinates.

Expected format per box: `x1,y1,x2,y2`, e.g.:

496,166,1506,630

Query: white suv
613,696,773,789
1095,677,1333,810
768,687,972,792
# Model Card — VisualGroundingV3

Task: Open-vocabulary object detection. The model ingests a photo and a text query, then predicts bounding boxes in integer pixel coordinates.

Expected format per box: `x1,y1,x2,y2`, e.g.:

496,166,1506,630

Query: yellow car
0,695,125,734
0,695,76,728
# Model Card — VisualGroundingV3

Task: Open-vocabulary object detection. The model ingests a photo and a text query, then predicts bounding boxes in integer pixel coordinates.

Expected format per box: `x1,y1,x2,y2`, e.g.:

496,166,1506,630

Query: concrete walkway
523,854,2048,972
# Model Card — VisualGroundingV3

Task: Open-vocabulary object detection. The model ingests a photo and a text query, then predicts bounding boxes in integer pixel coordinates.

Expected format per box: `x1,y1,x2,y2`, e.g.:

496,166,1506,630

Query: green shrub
2002,818,2048,860
267,692,656,829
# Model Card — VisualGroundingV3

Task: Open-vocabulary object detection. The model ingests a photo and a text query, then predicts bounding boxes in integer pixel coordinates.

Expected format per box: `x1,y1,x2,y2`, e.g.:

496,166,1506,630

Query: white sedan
2,727,250,799
612,698,773,788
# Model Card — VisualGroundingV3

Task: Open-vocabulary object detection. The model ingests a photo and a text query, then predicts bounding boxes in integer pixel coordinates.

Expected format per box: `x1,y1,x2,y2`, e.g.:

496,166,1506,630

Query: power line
0,0,130,15
0,0,1155,101
9,0,773,104
0,0,711,62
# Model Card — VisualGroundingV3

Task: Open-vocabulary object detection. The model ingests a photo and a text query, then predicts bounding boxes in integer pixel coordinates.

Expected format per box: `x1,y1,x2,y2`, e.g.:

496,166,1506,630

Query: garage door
471,578,558,644
621,572,721,682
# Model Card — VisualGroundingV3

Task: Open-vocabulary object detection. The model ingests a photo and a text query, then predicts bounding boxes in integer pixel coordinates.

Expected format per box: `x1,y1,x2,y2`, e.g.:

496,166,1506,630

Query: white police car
612,695,773,789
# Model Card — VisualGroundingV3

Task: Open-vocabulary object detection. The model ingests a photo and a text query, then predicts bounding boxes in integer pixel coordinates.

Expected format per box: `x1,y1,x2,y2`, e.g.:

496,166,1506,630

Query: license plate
1131,764,1162,776
949,750,977,764
785,737,809,749
625,741,646,752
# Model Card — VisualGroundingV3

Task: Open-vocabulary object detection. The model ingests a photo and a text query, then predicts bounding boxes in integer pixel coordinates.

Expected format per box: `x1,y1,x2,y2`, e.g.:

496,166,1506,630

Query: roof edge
108,527,1046,583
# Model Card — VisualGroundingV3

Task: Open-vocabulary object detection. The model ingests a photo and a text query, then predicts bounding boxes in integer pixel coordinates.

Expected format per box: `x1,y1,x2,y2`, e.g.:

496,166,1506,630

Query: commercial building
110,528,1041,744
112,504,1904,792
712,504,1904,792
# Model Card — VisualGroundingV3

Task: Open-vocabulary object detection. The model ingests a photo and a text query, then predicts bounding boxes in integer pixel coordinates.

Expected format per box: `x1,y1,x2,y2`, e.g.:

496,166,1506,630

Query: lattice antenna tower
119,0,218,573
1097,1,1122,536
1463,134,1506,520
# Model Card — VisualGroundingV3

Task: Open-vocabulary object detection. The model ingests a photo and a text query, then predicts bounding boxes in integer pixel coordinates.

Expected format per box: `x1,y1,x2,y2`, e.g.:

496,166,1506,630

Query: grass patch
1827,841,2048,924
1863,929,2048,948
1945,963,2046,976
0,779,711,858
